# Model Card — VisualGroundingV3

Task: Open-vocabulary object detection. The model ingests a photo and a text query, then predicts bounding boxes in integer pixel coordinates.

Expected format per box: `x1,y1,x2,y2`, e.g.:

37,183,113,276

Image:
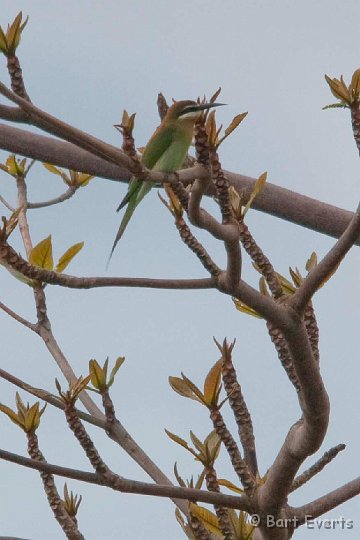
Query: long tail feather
116,180,140,212
108,181,153,265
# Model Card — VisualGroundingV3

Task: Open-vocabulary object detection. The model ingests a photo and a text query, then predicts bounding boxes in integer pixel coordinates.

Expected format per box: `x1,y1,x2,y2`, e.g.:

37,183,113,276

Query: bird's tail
108,180,152,265
116,180,140,212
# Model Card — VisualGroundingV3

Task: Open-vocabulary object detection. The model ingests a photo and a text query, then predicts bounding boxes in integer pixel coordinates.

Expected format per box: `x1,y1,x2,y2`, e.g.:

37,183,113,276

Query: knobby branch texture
0,37,359,540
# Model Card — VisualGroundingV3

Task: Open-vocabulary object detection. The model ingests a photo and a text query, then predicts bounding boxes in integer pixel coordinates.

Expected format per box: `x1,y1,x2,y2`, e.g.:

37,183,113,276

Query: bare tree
0,13,359,540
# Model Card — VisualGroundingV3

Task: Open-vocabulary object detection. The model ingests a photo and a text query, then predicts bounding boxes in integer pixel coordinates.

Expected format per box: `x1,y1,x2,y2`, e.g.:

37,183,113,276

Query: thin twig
0,301,37,331
0,242,216,289
27,186,78,209
290,206,360,313
0,195,15,212
290,444,346,493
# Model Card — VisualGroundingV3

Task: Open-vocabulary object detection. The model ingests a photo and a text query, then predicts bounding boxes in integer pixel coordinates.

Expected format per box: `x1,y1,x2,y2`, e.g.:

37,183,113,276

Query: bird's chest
153,132,193,172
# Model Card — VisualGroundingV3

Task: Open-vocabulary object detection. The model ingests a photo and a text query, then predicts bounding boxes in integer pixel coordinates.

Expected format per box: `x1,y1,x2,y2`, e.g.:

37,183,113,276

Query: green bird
109,99,224,259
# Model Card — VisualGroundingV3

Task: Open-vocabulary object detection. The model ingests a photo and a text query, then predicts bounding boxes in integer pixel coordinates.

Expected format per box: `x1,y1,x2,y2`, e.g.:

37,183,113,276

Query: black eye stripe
179,106,199,116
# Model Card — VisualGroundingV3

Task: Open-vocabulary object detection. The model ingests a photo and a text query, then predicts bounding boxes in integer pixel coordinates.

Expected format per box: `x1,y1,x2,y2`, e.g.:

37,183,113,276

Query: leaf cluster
0,12,28,56
88,357,125,392
0,392,46,433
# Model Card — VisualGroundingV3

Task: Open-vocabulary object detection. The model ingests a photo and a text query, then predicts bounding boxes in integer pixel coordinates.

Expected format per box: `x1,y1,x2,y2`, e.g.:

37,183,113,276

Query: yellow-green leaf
206,110,217,145
43,163,70,185
189,431,204,454
289,266,303,288
7,12,22,51
189,504,223,537
0,26,8,53
29,235,53,270
203,358,222,406
174,463,186,487
175,509,197,540
350,68,360,102
275,272,295,294
24,402,39,432
55,242,84,273
218,478,244,494
0,403,24,430
108,356,125,388
76,173,94,187
204,431,221,461
324,74,351,104
6,155,22,176
218,112,248,147
233,298,262,319
181,373,207,405
243,172,267,216
165,429,196,456
168,376,202,402
305,252,317,273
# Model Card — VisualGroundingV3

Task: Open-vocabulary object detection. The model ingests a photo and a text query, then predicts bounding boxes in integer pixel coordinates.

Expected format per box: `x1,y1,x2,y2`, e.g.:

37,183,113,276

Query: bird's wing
108,125,176,263
141,124,175,168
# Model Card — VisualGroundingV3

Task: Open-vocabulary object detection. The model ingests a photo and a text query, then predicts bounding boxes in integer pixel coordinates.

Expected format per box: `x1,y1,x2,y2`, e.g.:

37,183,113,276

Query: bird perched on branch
109,99,224,260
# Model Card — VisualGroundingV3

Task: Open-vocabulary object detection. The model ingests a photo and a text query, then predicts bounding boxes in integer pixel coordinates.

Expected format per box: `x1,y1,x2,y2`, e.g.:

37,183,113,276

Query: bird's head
166,99,225,123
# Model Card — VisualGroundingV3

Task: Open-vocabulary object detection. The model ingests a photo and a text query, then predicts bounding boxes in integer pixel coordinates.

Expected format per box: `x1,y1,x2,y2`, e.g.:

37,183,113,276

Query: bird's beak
195,102,226,112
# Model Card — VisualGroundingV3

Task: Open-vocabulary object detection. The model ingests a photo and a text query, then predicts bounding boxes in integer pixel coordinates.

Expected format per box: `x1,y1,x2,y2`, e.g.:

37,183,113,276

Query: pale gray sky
0,1,359,539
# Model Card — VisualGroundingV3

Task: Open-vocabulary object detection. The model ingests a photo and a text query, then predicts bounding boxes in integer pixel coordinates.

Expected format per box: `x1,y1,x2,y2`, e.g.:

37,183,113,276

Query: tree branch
0,123,358,245
289,206,360,313
291,476,360,523
0,300,37,331
290,443,346,493
0,447,250,511
256,320,329,521
27,186,78,209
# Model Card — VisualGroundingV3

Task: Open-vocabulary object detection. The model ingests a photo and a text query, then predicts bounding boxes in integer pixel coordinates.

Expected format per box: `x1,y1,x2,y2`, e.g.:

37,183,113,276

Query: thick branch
0,448,249,511
0,123,357,245
257,320,329,518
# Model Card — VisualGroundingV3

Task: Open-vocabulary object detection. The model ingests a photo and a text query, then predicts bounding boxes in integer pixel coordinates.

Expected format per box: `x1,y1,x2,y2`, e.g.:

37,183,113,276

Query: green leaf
89,359,106,390
0,26,8,53
55,242,84,273
173,462,186,487
243,172,267,216
217,478,244,494
76,173,94,187
175,508,197,540
305,252,317,272
233,297,262,319
217,112,248,147
0,403,23,429
108,356,125,387
165,429,198,459
203,359,222,406
168,376,202,402
189,431,204,454
189,504,223,537
204,431,221,461
43,163,71,185
29,235,53,270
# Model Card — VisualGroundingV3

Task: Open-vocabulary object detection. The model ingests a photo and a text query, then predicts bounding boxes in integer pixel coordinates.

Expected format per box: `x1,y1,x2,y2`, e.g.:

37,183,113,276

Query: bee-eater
109,99,224,259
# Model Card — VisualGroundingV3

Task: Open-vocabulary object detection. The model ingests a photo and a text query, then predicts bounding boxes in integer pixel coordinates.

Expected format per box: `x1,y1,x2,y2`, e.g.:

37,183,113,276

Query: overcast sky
0,1,359,539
